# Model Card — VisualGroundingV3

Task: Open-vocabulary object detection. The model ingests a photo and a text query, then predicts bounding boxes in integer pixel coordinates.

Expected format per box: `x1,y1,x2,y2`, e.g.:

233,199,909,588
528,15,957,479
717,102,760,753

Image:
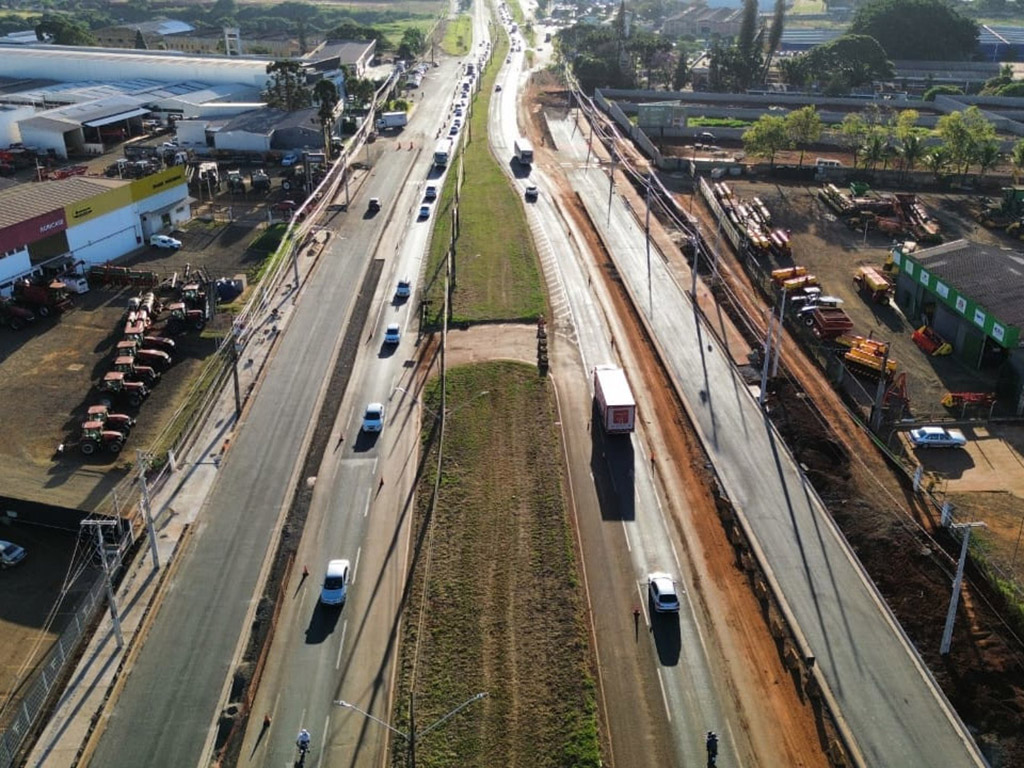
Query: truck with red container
593,365,636,434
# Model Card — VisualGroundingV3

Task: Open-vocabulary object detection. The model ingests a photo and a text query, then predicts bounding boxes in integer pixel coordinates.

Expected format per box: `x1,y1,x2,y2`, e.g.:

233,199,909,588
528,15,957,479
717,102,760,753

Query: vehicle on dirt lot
166,302,207,332
115,340,172,370
78,420,126,456
12,278,72,317
112,355,160,386
87,404,135,434
272,199,298,214
98,371,149,407
150,234,182,249
0,540,26,567
909,426,967,449
180,283,207,310
362,403,384,432
648,572,680,613
123,323,176,352
0,296,35,330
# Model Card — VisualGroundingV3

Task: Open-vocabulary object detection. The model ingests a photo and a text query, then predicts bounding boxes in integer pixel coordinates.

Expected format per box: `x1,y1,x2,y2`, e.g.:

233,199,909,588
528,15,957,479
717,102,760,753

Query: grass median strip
441,13,472,55
391,362,601,767
422,25,544,327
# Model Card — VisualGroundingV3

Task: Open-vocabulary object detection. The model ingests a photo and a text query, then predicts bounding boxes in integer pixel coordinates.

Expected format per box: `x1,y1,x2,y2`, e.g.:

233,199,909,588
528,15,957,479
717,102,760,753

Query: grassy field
422,28,545,326
441,13,472,55
507,0,525,25
376,17,436,49
391,362,601,768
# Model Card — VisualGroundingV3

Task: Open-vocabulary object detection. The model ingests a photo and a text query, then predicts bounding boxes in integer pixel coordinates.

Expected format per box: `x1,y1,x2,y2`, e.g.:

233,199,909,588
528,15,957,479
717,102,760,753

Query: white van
320,559,350,605
815,158,843,169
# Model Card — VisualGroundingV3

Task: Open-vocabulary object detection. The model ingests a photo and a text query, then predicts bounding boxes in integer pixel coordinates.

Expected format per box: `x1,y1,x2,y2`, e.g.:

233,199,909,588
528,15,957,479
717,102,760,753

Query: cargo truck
593,365,636,434
514,137,533,165
375,111,408,130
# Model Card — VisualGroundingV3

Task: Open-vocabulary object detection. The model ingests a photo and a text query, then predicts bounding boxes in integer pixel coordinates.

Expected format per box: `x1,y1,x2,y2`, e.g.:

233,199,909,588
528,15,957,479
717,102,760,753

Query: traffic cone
302,565,309,578
263,713,271,729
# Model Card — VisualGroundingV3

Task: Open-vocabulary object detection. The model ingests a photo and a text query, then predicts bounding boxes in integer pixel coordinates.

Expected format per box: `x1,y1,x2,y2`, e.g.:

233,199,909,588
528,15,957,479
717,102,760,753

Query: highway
489,13,745,768
88,54,465,768
552,110,986,766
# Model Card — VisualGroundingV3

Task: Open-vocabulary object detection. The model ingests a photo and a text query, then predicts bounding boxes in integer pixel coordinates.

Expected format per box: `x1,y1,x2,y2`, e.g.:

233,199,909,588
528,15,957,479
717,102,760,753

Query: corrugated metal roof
0,176,129,229
19,115,80,132
914,239,1024,329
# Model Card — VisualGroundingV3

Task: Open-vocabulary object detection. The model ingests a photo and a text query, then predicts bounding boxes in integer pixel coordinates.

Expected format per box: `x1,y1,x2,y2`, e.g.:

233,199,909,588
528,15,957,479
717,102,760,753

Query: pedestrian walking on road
633,606,640,641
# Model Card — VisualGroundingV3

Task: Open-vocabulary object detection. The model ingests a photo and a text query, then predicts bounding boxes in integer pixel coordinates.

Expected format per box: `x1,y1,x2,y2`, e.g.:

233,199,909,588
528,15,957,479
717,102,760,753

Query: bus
434,139,452,168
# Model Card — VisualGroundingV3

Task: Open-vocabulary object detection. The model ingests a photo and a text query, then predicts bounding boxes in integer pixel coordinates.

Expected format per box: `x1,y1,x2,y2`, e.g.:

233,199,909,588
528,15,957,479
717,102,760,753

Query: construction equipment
853,266,892,304
166,302,207,332
77,420,126,456
941,392,995,409
98,371,149,407
803,306,854,339
771,266,819,293
112,355,160,386
180,282,206,310
12,278,73,317
978,186,1024,234
912,325,952,356
0,296,35,330
842,337,897,379
86,404,135,434
115,340,172,370
123,323,176,352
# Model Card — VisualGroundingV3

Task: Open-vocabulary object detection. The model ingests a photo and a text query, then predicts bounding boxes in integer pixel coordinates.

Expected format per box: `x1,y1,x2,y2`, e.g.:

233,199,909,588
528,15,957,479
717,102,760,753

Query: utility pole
135,450,160,569
607,151,617,225
645,173,653,314
771,287,787,377
230,338,242,416
869,342,892,433
758,309,774,408
940,522,985,655
81,519,124,650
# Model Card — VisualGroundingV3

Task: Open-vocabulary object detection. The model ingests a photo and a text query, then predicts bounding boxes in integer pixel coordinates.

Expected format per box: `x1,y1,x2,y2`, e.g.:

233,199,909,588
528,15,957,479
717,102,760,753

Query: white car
648,572,680,613
0,540,26,568
384,323,401,344
362,402,385,432
149,234,181,249
909,426,967,449
320,559,350,605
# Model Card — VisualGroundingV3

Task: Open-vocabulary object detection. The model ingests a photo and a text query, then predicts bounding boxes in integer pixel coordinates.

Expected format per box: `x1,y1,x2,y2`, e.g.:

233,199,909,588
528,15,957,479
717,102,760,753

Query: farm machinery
12,278,73,316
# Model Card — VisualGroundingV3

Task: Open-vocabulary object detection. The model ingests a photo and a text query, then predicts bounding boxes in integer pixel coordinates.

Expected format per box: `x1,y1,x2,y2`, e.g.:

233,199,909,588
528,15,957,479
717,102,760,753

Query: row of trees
742,105,1018,183
705,0,785,92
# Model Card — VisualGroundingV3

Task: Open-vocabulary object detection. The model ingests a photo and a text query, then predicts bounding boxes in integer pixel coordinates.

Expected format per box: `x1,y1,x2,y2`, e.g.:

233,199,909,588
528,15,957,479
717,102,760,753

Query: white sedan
647,572,680,613
149,234,182,249
362,403,385,433
909,426,967,448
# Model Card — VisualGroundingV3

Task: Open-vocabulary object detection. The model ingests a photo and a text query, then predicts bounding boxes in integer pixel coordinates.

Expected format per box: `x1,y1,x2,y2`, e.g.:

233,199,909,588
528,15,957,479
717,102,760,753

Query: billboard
64,185,133,226
130,166,186,202
637,102,688,130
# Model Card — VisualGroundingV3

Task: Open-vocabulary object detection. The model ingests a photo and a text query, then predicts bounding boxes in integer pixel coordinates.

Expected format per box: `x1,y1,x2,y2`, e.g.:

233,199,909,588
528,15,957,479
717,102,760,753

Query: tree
849,0,978,61
923,146,951,182
893,109,919,142
861,131,887,170
397,27,425,60
899,133,924,179
793,35,893,92
974,141,1001,180
342,66,376,107
761,0,786,84
785,106,822,167
262,60,311,111
35,14,95,46
134,29,147,50
743,114,789,169
937,106,996,179
672,45,689,90
839,113,868,167
736,0,758,62
1012,139,1024,184
313,79,339,157
923,84,963,102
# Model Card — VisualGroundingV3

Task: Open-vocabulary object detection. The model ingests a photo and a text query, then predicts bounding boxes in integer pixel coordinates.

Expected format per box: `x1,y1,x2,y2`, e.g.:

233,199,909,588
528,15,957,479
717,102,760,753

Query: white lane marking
335,619,348,670
353,547,361,583
317,713,330,767
622,520,632,553
656,668,671,722
364,487,372,518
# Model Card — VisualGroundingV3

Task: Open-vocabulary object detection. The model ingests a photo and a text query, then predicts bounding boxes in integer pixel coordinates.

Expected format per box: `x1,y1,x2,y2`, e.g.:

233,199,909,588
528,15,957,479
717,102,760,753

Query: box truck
593,365,636,434
514,137,533,164
375,111,408,130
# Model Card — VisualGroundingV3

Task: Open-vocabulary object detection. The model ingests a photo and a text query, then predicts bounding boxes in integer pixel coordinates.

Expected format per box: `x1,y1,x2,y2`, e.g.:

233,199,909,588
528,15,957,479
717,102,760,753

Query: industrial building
891,239,1024,410
0,167,190,293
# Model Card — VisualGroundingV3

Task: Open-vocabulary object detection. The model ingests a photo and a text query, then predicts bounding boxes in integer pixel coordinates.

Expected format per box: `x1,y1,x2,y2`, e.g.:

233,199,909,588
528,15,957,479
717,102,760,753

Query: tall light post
335,692,487,768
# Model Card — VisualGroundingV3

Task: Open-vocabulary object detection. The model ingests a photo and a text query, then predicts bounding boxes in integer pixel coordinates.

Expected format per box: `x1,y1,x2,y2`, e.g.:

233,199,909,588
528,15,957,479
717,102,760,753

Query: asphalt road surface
88,56,465,768
554,113,986,767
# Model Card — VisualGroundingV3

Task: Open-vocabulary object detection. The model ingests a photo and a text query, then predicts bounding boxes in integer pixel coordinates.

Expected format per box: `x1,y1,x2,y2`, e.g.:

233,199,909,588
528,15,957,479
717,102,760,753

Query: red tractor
166,302,207,332
86,404,135,434
0,296,35,331
12,278,73,317
98,371,150,407
123,322,176,352
180,282,207,310
78,420,126,456
112,355,160,386
115,339,172,371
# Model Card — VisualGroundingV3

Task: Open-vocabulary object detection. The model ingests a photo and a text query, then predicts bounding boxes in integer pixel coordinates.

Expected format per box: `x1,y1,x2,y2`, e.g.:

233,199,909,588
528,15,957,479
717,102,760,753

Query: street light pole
335,692,487,765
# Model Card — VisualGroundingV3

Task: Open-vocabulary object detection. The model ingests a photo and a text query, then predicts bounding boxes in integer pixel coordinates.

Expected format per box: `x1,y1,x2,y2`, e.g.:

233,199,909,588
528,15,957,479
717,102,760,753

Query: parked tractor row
818,183,942,244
